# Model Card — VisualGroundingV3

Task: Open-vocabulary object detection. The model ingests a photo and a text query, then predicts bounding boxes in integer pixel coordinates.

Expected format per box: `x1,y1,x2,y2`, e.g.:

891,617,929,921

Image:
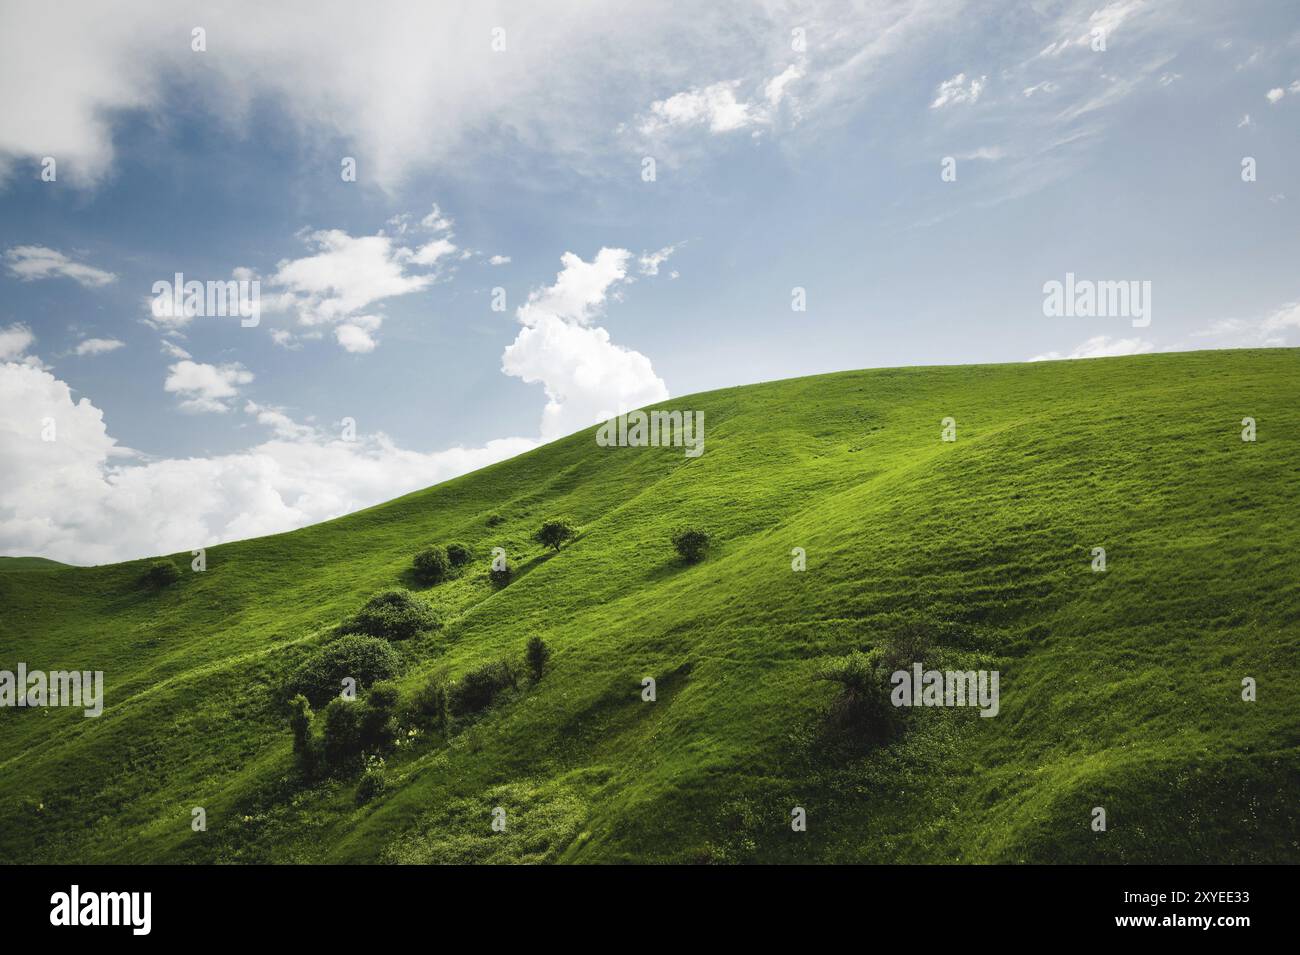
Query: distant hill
0,556,70,571
1,348,1296,864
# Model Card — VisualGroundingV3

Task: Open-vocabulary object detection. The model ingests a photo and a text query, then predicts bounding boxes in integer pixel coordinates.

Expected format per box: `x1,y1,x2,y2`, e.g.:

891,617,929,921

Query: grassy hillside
2,349,1297,864
0,556,70,571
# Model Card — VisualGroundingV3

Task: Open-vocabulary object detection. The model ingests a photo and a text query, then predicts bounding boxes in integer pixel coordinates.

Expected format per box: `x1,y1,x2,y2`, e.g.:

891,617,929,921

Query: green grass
1,348,1297,864
0,556,70,571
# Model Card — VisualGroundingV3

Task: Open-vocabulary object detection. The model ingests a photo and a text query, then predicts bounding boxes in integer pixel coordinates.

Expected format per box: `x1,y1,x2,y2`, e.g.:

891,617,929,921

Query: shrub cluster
346,588,440,640
285,636,401,705
671,526,710,564
412,547,451,584
447,661,518,717
294,680,402,776
445,542,473,568
141,560,181,588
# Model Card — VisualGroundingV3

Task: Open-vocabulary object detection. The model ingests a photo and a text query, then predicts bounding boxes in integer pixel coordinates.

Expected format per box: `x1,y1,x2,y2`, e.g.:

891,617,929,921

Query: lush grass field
2,349,1297,864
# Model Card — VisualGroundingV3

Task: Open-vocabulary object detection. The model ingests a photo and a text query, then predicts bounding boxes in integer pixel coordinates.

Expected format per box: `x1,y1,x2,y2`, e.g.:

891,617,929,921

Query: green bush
289,694,313,754
814,647,903,741
410,674,448,731
533,516,578,552
321,697,364,770
356,756,387,804
141,560,181,588
346,588,440,640
359,681,400,748
485,512,505,527
413,547,451,584
525,636,550,683
488,565,511,588
447,661,517,718
285,636,402,705
670,526,711,564
445,542,473,568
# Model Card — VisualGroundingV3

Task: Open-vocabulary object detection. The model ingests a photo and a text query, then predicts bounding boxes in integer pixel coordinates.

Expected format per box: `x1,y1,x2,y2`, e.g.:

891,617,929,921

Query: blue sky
1,0,1298,562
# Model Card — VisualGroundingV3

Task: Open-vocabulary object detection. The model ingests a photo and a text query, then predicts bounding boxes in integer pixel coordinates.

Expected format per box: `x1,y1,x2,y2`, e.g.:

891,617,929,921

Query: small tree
413,547,451,584
445,542,473,568
525,636,550,683
141,560,181,588
356,755,387,805
359,681,400,749
814,648,900,741
671,527,711,564
321,697,364,771
289,694,313,755
533,516,578,552
410,673,448,732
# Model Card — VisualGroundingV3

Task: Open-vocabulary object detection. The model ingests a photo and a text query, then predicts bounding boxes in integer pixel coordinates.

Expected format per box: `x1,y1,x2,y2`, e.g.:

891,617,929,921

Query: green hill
0,556,70,571
2,348,1297,864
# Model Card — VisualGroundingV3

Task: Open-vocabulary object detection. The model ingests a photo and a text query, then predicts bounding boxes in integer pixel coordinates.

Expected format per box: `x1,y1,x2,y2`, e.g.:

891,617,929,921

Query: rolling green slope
1,349,1297,864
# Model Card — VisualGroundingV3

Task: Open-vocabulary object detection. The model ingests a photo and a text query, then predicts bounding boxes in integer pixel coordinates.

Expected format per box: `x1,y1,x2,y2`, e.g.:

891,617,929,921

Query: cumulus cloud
503,248,668,441
335,315,382,354
253,223,461,351
0,240,679,562
0,322,35,360
4,245,116,287
1266,87,1285,104
1029,335,1155,361
163,360,254,413
74,337,124,356
488,255,511,266
930,72,986,109
0,358,535,563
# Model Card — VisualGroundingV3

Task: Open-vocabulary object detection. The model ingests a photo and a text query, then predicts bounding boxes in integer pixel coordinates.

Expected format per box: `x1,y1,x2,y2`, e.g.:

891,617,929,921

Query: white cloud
409,237,457,267
1238,113,1253,128
335,315,382,354
930,72,986,109
1038,0,1147,57
160,340,191,360
270,229,434,325
0,322,35,360
2,238,671,562
958,146,1006,161
1029,335,1155,362
419,203,453,232
1192,300,1300,348
1022,80,1059,97
4,245,116,287
0,1,937,190
640,81,761,135
488,255,511,266
764,64,804,107
163,360,254,413
0,358,535,563
1266,87,1285,104
503,248,668,441
74,337,124,356
638,244,680,276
